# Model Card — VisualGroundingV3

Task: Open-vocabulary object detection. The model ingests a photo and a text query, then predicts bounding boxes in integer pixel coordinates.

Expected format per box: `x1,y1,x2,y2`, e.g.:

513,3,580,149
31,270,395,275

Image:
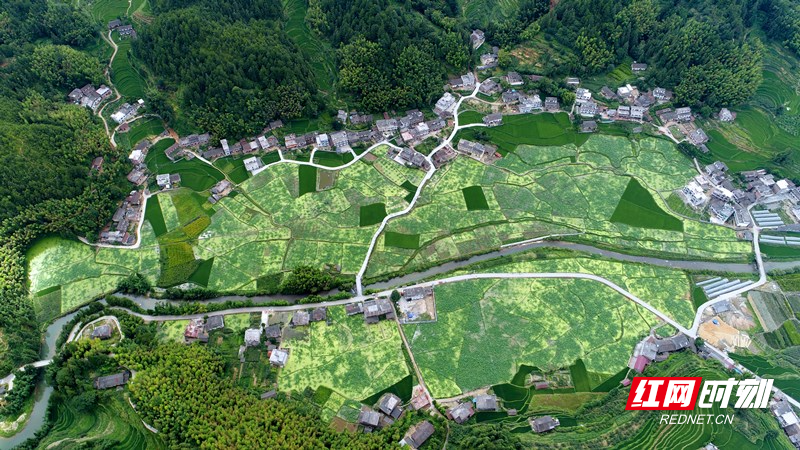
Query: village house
91,325,112,340
346,302,364,315
478,52,498,69
292,310,310,327
575,88,592,103
208,179,233,204
111,103,138,123
126,168,147,185
358,409,381,430
403,287,431,301
446,402,475,424
566,77,580,86
337,109,348,123
94,371,131,390
474,394,498,411
519,94,542,113
506,71,524,86
544,97,559,112
450,73,476,90
479,78,501,95
108,19,121,29
376,119,399,134
580,120,598,133
264,324,282,341
681,182,709,208
179,133,210,148
378,393,404,419
330,131,349,150
400,110,425,130
311,307,327,322
600,86,617,99
719,108,735,122
434,92,458,118
530,416,560,433
269,120,284,131
483,113,503,127
244,328,261,346
184,318,208,343
634,92,655,108
364,298,395,324
470,29,485,49
689,128,709,145
631,62,648,72
579,101,598,117
260,390,277,400
269,348,289,367
433,145,457,168
243,156,263,174
315,133,331,150
117,25,136,38
91,156,104,171
205,315,224,331
400,421,434,449
457,139,492,160
501,90,522,104
675,107,693,122
630,106,646,120
617,106,631,119
653,87,672,101
350,112,374,125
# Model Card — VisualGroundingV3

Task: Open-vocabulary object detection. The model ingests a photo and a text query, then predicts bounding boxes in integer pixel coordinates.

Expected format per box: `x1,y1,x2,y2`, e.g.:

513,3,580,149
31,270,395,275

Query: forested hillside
133,0,321,140
534,0,764,108
0,1,130,374
310,0,469,111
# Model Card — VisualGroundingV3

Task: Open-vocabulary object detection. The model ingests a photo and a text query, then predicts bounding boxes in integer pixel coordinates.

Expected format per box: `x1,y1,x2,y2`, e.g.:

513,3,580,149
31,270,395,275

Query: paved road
356,79,486,295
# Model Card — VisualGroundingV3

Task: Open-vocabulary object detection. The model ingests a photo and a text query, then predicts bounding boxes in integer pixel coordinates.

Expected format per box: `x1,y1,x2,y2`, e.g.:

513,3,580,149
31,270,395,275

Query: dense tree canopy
133,1,321,139
536,0,764,108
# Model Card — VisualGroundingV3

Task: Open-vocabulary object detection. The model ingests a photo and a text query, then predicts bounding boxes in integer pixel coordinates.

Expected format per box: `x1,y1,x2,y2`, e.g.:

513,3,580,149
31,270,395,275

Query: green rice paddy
384,232,420,249
145,143,226,191
462,185,490,210
359,203,387,226
298,165,317,195
610,178,684,232
111,38,148,100
454,113,578,155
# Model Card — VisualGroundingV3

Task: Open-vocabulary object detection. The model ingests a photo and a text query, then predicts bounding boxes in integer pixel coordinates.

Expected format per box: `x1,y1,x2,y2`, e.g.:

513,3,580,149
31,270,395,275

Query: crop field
405,277,673,398
454,113,579,155
461,0,518,26
111,38,148,100
298,165,317,195
279,306,410,400
384,232,420,249
359,203,387,226
146,143,226,191
36,395,165,449
213,158,250,184
116,118,165,150
610,178,684,231
367,135,749,280
730,353,800,398
462,186,490,210
458,110,485,125
26,224,161,312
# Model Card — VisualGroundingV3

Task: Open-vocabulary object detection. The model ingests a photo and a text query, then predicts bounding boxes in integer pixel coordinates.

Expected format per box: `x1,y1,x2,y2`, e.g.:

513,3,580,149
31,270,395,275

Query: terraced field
283,0,337,95
36,395,165,449
111,38,148,100
366,134,749,281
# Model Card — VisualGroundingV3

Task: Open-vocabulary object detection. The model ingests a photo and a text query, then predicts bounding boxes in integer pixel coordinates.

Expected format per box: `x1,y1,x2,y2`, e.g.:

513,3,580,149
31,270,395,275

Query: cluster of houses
182,315,224,344
68,84,112,111
100,189,143,245
628,333,692,373
456,139,500,164
111,99,145,124
771,396,800,448
108,19,136,39
679,162,800,228
358,393,405,432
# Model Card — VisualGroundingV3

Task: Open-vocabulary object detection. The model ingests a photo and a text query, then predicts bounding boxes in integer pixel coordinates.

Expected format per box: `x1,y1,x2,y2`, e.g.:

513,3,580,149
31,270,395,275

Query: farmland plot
405,278,661,398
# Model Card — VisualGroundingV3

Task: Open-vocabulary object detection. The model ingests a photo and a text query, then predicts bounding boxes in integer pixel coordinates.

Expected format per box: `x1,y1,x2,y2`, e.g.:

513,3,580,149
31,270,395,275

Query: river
0,309,83,449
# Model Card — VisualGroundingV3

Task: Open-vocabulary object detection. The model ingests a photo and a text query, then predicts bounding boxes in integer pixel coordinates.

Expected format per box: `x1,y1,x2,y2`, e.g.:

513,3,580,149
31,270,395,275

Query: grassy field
279,306,410,400
213,158,250,184
461,0,518,26
367,134,749,280
454,113,579,155
90,0,130,22
145,143,226,191
610,178,684,232
405,277,674,398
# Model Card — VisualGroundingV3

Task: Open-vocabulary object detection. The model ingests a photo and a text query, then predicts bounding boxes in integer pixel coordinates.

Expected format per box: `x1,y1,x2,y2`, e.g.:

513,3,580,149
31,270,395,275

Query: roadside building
346,303,364,316
401,421,434,449
474,394,498,411
434,93,458,117
479,79,501,95
579,101,598,117
243,156,263,174
94,371,130,390
364,298,395,324
483,113,503,127
292,310,310,327
205,315,224,331
310,307,327,322
544,97,559,112
530,416,560,433
446,402,475,424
